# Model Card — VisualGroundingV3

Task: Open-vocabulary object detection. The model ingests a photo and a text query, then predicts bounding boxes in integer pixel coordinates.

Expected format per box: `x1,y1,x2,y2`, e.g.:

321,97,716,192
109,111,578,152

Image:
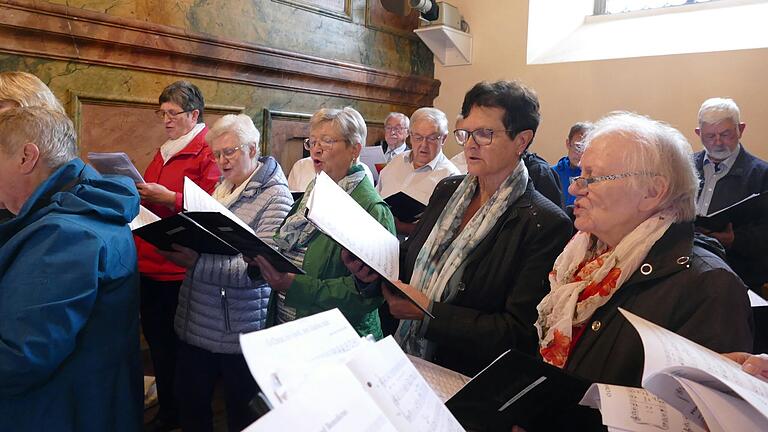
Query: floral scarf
535,209,676,368
397,161,529,358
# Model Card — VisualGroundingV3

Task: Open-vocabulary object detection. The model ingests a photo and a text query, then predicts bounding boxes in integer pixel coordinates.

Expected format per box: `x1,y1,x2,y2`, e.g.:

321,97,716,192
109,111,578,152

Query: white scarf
535,209,676,368
160,123,206,164
212,162,261,208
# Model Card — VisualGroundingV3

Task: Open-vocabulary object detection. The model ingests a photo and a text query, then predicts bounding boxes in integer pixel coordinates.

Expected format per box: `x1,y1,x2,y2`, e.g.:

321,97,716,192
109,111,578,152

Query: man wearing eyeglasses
376,107,460,236
693,97,768,308
382,112,410,163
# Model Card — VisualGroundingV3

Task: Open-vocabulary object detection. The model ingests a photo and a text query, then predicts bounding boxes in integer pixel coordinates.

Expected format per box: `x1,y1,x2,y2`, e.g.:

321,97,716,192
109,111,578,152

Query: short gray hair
0,71,65,114
698,97,740,126
385,112,409,129
0,107,77,169
206,114,261,160
310,107,367,146
410,107,449,136
583,111,699,222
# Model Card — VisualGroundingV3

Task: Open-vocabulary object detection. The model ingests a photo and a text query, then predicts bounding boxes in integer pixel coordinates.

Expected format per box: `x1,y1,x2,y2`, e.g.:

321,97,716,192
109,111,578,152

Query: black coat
400,176,573,376
523,151,564,209
694,147,768,288
564,223,754,387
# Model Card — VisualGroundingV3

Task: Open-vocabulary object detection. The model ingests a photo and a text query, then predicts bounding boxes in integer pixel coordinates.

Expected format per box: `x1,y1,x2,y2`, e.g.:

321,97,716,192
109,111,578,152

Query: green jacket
269,179,395,339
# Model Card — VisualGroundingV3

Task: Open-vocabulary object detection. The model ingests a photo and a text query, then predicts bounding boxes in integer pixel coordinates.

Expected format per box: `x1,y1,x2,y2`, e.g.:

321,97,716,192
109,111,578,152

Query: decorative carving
272,0,352,21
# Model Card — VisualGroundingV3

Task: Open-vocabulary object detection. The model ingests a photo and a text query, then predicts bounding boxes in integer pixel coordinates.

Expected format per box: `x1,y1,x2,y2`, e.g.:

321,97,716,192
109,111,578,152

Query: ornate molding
0,0,439,108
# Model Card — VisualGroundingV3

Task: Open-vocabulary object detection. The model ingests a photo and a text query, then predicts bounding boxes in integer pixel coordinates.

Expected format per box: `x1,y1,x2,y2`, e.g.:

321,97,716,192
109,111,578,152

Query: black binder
384,192,426,223
446,349,594,431
695,190,768,232
133,211,304,274
290,191,305,202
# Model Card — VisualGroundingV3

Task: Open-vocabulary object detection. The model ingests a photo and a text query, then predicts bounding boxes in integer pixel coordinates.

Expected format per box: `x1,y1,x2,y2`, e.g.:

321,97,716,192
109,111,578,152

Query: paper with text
129,205,160,230
346,337,464,431
87,152,145,183
407,354,470,402
182,177,254,234
675,375,768,432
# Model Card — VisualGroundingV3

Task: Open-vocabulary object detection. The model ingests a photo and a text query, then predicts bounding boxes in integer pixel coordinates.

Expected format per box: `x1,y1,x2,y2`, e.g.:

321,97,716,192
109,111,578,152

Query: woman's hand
156,243,199,268
249,255,296,293
382,281,430,321
340,249,380,283
137,182,176,208
723,352,768,380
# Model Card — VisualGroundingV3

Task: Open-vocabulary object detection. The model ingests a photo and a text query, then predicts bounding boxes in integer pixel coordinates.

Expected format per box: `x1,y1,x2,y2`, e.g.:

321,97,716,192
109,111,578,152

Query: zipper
221,286,232,332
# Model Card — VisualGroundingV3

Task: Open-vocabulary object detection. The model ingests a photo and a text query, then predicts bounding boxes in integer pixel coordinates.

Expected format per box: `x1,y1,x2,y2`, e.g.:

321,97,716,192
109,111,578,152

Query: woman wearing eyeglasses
157,114,291,431
344,81,572,376
248,107,395,339
134,80,220,432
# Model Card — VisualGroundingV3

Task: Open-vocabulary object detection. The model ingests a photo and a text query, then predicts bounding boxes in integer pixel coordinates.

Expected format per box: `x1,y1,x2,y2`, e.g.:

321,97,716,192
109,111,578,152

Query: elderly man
693,98,768,292
382,112,410,162
0,107,142,430
376,107,460,235
552,122,592,207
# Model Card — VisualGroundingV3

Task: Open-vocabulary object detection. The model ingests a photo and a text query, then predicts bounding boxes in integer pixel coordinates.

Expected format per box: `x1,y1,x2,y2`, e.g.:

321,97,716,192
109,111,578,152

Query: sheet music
243,365,398,432
239,308,364,407
579,383,706,432
360,145,386,182
749,289,768,307
676,375,768,432
182,177,255,235
407,354,470,402
307,171,400,281
129,205,160,230
620,308,768,419
345,337,464,432
87,152,145,183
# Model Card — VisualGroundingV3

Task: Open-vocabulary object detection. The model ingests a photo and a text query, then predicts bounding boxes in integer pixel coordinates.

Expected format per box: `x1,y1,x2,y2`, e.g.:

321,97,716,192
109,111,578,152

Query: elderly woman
134,80,220,431
376,107,460,235
346,81,573,376
535,112,753,386
249,107,395,338
159,114,292,431
0,71,66,223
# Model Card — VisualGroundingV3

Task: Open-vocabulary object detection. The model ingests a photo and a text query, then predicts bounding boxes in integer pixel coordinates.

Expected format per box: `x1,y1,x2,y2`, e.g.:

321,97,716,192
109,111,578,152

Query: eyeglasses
410,134,444,145
154,109,193,120
304,138,343,152
210,145,243,161
569,172,658,189
454,128,517,146
384,126,407,134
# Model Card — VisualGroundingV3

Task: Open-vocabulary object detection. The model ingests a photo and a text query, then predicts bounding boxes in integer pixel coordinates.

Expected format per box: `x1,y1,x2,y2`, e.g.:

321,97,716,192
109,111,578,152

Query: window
594,0,718,14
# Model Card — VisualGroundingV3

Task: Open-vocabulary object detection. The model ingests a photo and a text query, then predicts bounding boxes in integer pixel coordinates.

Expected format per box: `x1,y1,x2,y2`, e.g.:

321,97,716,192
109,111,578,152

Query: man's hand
137,182,176,209
156,243,199,268
382,281,429,321
340,249,380,283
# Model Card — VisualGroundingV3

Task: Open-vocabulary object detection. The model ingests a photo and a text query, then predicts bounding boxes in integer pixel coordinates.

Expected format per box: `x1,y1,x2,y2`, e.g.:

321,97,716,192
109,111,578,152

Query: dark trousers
175,341,259,432
140,277,182,422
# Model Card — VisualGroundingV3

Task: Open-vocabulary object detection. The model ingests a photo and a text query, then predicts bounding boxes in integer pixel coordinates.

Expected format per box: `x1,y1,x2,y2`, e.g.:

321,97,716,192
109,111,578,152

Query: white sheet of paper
129,205,160,230
182,177,255,235
239,308,364,407
360,145,386,182
306,171,400,282
407,354,470,402
243,365,398,432
619,308,768,421
675,375,768,432
87,152,145,183
345,337,464,432
579,383,707,432
749,289,768,307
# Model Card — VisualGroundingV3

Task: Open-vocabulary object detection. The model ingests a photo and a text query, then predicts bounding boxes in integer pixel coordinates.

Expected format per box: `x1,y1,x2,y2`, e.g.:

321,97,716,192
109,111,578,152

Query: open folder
305,171,434,318
384,191,427,223
695,190,768,232
132,178,303,274
87,151,145,183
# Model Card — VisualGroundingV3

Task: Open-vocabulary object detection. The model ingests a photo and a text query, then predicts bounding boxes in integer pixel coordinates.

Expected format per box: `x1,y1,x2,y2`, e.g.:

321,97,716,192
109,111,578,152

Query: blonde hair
0,72,65,113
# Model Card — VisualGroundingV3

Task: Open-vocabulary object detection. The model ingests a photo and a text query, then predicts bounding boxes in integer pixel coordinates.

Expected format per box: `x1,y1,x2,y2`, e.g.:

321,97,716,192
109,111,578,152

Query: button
640,263,652,275
457,282,466,292
591,321,601,332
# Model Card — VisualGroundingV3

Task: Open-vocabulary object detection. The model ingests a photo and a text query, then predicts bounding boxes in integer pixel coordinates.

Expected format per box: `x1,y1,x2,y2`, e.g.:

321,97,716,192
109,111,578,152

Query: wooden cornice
0,0,440,107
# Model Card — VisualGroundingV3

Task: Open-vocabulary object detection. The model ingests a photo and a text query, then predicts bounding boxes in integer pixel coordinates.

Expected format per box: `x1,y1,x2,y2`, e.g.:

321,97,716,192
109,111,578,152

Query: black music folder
384,192,427,223
133,211,303,274
290,191,304,202
446,349,594,431
695,191,768,232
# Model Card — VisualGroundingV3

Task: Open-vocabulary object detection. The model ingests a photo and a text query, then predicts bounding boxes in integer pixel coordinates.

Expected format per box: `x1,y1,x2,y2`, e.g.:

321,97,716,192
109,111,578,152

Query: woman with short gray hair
159,113,292,431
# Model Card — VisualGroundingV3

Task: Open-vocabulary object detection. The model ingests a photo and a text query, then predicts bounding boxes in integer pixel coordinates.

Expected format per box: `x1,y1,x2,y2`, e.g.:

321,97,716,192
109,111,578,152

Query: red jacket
135,126,221,281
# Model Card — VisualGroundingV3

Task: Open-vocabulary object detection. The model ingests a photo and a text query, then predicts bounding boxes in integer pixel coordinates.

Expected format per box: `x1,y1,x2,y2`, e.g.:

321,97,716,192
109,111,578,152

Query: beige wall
434,0,768,164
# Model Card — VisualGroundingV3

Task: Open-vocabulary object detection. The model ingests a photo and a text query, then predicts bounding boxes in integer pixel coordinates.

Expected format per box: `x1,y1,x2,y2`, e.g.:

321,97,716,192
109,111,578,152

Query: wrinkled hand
137,182,176,208
382,281,429,321
251,255,295,293
723,352,768,380
707,222,735,249
340,249,380,283
156,243,199,268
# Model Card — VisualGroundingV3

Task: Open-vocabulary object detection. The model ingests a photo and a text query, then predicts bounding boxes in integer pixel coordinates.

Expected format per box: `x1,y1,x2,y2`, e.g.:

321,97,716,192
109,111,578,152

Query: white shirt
287,157,374,192
450,152,468,174
377,150,460,205
384,142,408,163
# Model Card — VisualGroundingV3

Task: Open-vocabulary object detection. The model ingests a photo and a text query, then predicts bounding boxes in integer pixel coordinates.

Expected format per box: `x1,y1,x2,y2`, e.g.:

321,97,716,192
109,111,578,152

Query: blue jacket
552,156,581,206
0,159,142,431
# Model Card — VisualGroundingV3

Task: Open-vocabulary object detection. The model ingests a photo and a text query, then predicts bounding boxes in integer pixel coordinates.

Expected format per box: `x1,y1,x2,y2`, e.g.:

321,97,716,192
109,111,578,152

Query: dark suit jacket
400,176,572,376
564,223,754,387
694,147,768,288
